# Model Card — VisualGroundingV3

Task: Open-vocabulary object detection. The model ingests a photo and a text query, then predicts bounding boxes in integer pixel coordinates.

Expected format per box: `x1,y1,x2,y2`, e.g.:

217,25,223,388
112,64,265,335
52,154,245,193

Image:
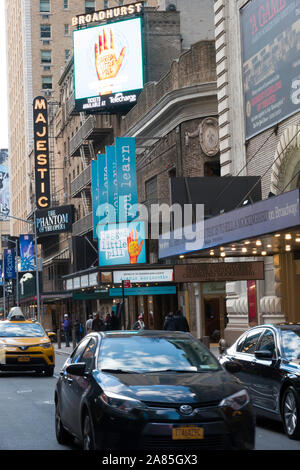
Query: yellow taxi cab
0,307,55,376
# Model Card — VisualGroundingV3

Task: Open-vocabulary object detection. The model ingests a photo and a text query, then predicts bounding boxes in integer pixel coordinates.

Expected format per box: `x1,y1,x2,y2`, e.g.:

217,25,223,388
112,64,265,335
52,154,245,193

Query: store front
159,188,300,343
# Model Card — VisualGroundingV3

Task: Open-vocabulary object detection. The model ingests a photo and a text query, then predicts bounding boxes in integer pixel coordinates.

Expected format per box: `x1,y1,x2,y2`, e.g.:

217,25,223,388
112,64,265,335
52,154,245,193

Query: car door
227,328,264,399
251,328,281,413
60,337,91,432
64,337,98,436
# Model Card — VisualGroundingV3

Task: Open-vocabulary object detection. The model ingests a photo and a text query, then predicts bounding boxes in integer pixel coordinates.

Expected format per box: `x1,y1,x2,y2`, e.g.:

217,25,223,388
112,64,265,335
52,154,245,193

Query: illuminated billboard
240,1,300,139
73,17,144,112
0,149,10,220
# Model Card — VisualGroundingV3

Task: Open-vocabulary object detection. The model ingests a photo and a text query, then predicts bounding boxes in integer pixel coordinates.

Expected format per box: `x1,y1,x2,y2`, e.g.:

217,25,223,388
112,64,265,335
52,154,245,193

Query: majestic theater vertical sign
33,96,50,209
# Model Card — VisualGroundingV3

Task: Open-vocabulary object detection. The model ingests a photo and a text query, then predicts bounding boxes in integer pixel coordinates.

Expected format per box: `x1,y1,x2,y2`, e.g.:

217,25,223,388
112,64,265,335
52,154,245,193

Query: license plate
172,426,204,440
17,356,30,362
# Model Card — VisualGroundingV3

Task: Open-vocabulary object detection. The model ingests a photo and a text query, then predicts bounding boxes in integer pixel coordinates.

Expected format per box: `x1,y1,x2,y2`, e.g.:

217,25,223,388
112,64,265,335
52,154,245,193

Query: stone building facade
213,0,300,344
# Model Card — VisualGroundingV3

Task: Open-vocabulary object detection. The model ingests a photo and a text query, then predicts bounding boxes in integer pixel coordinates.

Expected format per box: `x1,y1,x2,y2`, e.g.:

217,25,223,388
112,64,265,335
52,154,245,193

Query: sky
0,0,8,149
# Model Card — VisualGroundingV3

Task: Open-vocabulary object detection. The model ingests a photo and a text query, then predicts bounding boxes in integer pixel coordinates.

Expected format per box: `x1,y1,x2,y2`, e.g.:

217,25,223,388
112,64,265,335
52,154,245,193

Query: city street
0,351,300,451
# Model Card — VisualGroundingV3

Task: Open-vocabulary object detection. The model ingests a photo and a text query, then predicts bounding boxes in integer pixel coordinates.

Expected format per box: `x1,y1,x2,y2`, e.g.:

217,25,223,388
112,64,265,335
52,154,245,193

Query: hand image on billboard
127,229,143,264
94,28,126,95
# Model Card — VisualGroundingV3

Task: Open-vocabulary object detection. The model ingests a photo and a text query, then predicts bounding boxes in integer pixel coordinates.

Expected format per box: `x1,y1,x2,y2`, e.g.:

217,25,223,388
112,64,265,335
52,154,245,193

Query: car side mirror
255,350,273,360
66,363,86,376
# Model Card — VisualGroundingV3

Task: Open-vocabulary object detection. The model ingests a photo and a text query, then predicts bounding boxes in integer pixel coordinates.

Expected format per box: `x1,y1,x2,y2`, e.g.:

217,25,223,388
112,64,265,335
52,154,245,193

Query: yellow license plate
172,426,204,440
18,356,30,362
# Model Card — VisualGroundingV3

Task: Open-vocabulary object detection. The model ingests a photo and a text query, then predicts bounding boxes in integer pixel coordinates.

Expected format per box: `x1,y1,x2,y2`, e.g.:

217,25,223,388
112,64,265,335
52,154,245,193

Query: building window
85,1,95,13
40,0,50,12
65,49,70,62
42,76,52,89
41,50,52,64
40,24,51,38
104,1,108,9
64,24,70,36
63,0,68,8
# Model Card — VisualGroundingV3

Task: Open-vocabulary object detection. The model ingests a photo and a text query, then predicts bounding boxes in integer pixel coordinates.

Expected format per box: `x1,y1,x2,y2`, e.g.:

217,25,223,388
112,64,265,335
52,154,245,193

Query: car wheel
44,366,54,377
83,414,95,451
282,386,300,440
55,401,74,445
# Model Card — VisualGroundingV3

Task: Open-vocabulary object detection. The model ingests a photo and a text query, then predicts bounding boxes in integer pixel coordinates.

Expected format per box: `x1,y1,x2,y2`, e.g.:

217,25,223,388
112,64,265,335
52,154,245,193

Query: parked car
219,323,300,439
55,330,255,450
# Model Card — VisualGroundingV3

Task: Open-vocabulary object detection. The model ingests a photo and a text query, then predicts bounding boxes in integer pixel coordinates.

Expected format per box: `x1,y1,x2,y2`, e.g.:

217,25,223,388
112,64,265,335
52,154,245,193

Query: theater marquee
33,96,50,209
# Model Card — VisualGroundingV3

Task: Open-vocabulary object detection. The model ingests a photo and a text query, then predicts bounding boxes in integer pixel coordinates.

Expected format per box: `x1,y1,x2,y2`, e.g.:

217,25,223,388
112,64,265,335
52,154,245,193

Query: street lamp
0,212,41,323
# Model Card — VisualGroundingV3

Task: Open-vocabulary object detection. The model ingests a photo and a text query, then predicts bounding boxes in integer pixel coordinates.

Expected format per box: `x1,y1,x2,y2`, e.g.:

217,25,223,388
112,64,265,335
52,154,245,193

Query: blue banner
4,248,16,280
0,260,3,286
106,146,118,223
91,159,99,239
115,137,138,222
19,234,35,272
98,221,146,267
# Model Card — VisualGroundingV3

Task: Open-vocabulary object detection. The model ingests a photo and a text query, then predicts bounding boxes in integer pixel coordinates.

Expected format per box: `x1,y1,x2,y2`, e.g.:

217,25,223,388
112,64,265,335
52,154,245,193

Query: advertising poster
19,235,35,272
73,17,144,112
240,1,300,139
3,248,16,280
98,221,146,266
91,159,99,239
36,205,74,236
0,149,10,220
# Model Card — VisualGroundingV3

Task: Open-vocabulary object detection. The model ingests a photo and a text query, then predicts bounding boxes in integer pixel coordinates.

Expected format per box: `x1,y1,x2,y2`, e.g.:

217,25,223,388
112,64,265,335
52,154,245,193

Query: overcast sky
0,0,8,149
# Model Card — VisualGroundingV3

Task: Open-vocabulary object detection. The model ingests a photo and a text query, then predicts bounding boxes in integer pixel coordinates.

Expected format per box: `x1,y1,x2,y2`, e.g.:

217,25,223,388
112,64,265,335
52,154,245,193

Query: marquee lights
33,96,50,209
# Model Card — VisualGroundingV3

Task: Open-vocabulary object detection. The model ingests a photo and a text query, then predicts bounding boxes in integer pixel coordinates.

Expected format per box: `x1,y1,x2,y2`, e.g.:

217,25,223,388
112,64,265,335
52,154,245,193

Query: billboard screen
0,149,10,220
98,221,146,266
240,1,300,139
73,17,144,112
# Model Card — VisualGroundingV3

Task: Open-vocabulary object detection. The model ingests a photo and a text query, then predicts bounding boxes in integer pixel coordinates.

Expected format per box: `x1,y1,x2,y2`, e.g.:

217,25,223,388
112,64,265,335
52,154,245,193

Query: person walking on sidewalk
63,314,71,347
86,314,93,334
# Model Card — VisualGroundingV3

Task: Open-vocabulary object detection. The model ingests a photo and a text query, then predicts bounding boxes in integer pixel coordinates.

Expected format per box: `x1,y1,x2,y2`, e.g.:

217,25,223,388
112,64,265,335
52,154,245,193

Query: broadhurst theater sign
159,189,300,258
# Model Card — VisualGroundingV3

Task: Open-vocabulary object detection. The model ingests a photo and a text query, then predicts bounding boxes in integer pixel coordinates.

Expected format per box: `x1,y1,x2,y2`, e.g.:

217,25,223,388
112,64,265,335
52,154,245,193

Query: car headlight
40,342,52,349
100,391,145,414
219,389,250,411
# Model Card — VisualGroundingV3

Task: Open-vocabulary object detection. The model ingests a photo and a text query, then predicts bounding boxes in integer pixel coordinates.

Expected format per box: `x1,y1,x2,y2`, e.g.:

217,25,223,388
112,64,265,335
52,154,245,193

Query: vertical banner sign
0,149,10,220
3,248,16,280
19,235,35,272
33,96,51,209
91,159,99,239
115,137,138,222
0,260,3,286
106,146,118,223
97,153,108,234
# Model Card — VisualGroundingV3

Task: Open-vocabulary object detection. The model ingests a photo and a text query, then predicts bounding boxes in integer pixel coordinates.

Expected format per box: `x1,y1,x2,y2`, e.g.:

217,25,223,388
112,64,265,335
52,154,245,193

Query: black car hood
93,369,242,404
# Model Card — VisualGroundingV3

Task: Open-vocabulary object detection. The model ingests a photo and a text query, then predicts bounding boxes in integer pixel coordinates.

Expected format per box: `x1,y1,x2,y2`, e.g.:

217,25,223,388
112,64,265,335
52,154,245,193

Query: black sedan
219,323,300,439
55,330,255,450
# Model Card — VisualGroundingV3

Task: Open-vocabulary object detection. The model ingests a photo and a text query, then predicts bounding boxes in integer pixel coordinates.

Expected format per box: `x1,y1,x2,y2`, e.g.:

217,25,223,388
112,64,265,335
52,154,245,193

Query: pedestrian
104,312,112,331
63,314,71,347
163,311,177,331
92,312,104,332
86,314,93,334
174,309,190,332
110,311,120,330
133,314,146,330
74,319,81,343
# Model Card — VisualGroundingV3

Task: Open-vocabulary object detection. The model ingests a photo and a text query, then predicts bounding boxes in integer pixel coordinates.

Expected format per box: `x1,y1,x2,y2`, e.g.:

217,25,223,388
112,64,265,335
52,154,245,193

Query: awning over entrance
159,189,300,259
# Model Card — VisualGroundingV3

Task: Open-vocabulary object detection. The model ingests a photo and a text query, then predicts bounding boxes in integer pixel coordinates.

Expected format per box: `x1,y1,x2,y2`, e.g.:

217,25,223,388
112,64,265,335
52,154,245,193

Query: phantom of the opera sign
33,96,50,209
36,205,74,237
240,0,300,139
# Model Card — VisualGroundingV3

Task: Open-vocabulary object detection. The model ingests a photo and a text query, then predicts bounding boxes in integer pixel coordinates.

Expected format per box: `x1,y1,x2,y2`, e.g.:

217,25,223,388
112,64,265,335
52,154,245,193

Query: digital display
73,17,144,112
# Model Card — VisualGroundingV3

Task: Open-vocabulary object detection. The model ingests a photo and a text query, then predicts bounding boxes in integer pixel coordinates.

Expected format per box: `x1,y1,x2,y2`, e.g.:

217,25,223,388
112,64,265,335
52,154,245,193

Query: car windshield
0,323,45,338
280,328,300,363
98,336,220,373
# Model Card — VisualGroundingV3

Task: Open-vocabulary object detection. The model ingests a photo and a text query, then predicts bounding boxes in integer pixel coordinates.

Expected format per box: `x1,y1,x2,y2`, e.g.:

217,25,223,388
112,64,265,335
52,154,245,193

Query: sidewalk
54,342,220,358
